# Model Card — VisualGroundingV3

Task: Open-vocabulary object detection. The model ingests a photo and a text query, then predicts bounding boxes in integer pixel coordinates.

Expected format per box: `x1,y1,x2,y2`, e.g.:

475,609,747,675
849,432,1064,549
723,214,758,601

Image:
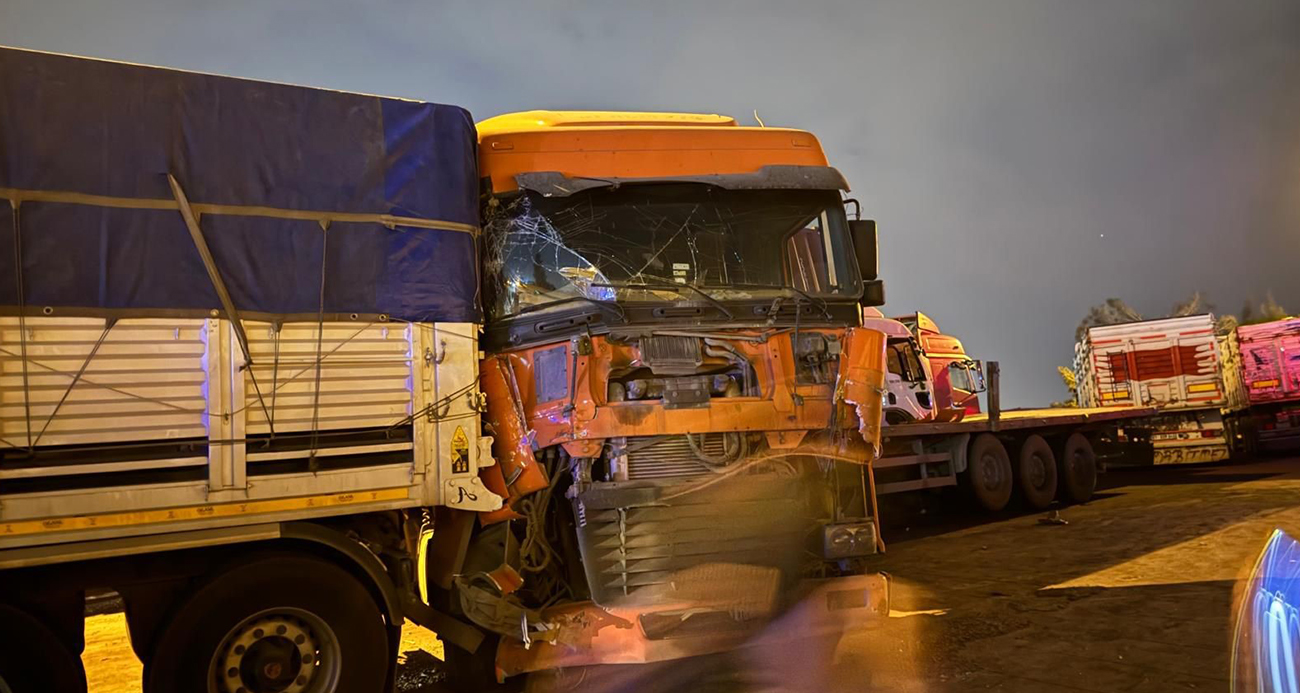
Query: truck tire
1015,434,1058,510
144,554,389,693
0,603,87,693
1057,433,1097,504
963,433,1013,512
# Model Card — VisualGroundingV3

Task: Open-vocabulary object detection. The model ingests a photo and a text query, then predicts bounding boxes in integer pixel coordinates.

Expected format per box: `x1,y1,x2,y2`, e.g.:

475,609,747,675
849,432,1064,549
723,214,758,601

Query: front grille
573,475,812,608
619,434,728,480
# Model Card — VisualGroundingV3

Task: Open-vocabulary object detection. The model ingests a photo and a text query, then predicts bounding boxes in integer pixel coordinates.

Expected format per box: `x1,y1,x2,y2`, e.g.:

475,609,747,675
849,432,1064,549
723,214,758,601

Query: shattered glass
483,184,858,320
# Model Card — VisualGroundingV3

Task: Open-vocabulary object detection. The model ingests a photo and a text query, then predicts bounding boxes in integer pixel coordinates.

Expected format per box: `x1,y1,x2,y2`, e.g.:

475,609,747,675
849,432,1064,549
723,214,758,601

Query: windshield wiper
516,295,626,320
591,279,734,320
719,283,833,320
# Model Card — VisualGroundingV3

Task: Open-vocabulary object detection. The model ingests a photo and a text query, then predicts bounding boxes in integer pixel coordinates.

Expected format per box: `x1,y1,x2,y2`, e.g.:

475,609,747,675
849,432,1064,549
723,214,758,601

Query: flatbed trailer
873,362,1155,512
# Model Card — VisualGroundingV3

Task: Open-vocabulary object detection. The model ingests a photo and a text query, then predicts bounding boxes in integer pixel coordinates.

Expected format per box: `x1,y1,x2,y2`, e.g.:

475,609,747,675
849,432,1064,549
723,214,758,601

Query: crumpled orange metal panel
478,327,890,522
836,326,888,457
479,354,550,524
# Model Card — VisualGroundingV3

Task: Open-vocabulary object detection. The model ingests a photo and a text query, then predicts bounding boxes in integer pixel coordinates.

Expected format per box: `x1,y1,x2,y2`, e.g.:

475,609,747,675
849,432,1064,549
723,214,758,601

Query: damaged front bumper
494,571,890,677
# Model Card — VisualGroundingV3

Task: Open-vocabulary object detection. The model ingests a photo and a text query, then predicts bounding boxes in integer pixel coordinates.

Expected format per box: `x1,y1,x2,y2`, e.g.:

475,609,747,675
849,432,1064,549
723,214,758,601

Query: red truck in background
1234,317,1300,450
896,312,984,419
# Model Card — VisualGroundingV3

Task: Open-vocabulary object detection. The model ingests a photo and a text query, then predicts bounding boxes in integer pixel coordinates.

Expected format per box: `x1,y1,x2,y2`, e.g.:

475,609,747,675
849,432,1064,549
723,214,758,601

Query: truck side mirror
860,280,885,307
969,360,987,393
849,219,878,281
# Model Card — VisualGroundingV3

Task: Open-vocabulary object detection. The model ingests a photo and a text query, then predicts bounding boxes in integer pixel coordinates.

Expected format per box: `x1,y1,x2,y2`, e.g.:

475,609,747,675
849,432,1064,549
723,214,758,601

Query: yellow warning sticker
0,487,410,537
450,426,471,474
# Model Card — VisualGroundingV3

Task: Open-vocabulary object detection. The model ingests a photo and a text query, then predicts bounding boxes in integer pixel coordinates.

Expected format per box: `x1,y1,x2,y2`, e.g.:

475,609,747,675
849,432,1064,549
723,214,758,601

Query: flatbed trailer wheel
144,554,389,693
1015,434,1058,510
1057,433,1098,504
962,433,1013,512
0,603,87,693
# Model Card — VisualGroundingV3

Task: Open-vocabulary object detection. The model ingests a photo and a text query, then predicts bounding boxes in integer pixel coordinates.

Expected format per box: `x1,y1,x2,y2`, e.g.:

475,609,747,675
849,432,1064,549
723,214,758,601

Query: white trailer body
0,46,492,692
0,316,496,554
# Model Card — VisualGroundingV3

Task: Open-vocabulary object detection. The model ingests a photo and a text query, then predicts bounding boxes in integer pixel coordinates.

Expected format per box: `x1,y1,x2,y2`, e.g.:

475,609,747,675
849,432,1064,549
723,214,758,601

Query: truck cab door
947,360,985,413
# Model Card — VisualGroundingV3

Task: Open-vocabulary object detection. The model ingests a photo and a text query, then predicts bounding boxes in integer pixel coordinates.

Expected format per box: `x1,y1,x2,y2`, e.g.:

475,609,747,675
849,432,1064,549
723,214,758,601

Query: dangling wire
308,221,330,470
268,321,281,442
10,201,33,449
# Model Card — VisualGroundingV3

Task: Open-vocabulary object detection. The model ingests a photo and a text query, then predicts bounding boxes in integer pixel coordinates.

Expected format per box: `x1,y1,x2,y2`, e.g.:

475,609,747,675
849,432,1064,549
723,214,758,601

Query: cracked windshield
484,184,859,319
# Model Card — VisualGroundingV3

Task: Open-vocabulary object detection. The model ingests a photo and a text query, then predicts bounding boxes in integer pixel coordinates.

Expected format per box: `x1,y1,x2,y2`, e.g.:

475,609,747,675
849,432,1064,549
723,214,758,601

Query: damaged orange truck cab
461,111,891,678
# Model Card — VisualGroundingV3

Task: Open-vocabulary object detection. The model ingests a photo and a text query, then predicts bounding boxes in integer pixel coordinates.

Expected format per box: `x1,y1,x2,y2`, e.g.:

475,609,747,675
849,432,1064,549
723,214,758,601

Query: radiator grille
621,434,728,480
574,475,812,607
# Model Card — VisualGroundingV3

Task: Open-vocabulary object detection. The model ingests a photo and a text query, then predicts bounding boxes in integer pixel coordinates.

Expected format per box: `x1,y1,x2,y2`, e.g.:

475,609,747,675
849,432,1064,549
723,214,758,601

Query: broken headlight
821,521,878,560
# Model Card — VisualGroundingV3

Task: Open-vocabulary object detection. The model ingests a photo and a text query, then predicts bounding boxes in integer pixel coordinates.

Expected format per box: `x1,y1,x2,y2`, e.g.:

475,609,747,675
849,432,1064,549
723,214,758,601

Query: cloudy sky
3,0,1298,405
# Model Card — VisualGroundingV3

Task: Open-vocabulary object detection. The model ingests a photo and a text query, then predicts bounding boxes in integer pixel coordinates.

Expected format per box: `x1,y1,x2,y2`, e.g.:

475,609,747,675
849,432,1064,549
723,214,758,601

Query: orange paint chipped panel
837,327,888,455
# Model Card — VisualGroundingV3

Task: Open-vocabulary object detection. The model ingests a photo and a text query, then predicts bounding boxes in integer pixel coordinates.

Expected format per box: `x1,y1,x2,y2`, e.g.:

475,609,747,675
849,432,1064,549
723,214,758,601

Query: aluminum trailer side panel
0,317,498,550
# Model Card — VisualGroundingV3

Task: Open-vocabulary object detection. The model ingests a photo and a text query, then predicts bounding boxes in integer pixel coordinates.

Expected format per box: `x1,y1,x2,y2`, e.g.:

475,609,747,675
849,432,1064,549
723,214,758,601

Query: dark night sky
4,0,1298,405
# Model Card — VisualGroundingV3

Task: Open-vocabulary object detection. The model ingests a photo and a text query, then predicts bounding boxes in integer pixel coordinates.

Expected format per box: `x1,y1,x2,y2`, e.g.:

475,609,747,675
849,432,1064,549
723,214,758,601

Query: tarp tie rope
30,318,116,451
167,174,276,437
0,187,477,236
10,201,33,450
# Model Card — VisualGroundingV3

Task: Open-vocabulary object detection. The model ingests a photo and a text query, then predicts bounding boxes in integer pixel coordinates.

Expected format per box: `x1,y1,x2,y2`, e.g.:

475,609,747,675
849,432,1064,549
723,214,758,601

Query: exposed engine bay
443,328,888,660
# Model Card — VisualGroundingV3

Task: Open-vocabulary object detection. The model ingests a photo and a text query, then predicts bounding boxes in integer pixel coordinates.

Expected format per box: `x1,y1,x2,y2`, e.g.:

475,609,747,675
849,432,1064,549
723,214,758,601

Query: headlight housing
821,521,878,560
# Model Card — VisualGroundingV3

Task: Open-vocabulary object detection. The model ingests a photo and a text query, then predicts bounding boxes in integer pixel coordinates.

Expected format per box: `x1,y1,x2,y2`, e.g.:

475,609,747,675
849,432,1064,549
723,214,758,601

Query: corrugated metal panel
242,322,415,435
0,317,209,447
620,435,727,480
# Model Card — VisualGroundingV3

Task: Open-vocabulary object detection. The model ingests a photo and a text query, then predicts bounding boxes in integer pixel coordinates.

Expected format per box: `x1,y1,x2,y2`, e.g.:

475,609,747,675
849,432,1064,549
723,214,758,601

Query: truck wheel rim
980,453,1003,489
210,608,341,693
1027,453,1047,488
1070,450,1093,485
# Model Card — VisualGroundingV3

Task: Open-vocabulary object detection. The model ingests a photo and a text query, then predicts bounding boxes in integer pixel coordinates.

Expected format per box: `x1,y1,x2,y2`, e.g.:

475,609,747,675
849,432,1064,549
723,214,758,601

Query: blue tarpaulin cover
0,46,480,323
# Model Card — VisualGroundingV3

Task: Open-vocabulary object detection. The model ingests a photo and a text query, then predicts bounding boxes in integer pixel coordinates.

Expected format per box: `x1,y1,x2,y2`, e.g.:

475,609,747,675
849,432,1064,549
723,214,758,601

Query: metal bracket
445,477,504,512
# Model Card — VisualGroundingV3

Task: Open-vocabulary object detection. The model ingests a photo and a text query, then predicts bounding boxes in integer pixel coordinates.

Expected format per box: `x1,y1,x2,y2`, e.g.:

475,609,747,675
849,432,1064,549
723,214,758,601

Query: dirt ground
81,455,1300,692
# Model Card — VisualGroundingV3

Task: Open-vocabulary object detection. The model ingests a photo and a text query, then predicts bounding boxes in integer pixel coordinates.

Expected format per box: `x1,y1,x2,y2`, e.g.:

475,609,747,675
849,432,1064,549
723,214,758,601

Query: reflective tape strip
0,487,411,537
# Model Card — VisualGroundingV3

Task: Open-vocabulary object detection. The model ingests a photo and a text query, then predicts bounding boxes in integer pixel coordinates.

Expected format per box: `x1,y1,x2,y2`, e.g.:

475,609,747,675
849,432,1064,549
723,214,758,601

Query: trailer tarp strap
0,187,478,235
168,175,276,435
168,175,252,360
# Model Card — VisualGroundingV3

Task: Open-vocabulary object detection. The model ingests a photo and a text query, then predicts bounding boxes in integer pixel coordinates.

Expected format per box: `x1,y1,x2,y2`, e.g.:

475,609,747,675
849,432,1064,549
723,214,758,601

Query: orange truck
425,111,894,684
